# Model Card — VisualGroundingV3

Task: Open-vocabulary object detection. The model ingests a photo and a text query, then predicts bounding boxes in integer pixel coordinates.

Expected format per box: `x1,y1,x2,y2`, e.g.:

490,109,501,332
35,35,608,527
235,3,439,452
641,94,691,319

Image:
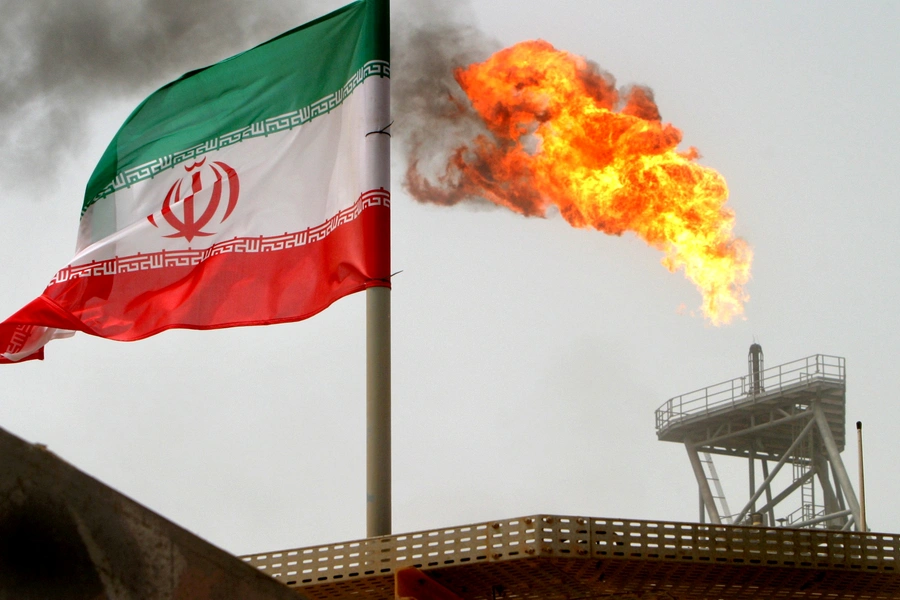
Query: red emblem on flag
148,158,240,242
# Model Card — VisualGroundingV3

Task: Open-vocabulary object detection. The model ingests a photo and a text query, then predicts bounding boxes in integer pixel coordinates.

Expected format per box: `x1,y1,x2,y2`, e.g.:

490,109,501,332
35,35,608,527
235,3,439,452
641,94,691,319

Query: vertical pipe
857,421,867,532
748,450,756,515
748,344,764,395
367,286,391,537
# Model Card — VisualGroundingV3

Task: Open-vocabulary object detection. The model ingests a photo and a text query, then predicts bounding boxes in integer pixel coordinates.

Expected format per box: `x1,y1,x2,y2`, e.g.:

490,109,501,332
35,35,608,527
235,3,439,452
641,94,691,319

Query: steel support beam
813,404,862,529
815,452,845,529
760,459,776,527
748,450,757,516
686,443,721,524
793,509,853,529
734,417,816,524
756,468,816,517
831,461,847,510
698,410,811,448
699,491,705,523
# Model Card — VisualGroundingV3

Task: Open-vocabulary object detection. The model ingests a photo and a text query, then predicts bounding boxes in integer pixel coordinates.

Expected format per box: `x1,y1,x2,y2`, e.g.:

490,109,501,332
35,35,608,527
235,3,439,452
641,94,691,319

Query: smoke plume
0,0,494,201
0,0,301,197
390,0,501,209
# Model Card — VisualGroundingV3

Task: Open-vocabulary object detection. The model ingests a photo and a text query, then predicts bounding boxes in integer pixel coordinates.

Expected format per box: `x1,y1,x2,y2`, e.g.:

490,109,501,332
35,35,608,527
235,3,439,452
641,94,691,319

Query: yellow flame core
416,40,752,324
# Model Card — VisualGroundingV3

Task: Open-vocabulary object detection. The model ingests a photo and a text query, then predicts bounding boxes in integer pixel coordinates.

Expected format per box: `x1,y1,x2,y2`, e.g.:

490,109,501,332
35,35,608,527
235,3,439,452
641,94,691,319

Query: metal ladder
701,452,733,524
792,424,818,525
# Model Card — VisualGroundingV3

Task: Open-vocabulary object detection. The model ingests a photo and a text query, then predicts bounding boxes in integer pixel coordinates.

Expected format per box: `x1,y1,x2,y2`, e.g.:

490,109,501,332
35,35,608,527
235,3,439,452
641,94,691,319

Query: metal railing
655,354,845,434
241,514,897,589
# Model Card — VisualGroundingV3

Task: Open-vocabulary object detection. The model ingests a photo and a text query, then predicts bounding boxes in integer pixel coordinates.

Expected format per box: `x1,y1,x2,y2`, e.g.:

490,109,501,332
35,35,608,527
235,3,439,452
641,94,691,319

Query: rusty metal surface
396,567,464,600
244,515,900,599
0,426,304,600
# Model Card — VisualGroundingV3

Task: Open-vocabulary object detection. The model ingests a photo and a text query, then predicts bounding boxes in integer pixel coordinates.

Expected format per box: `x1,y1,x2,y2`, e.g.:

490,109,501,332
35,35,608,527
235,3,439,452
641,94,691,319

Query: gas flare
406,40,752,325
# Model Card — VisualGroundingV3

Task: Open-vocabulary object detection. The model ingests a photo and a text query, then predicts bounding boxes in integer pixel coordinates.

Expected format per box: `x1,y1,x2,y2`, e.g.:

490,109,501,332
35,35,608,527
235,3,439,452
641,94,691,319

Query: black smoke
391,0,499,204
0,0,496,200
0,0,302,197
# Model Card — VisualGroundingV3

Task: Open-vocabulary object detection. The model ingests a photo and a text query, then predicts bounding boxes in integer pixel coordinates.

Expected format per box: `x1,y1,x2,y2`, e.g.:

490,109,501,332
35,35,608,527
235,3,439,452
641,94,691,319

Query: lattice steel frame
656,354,861,531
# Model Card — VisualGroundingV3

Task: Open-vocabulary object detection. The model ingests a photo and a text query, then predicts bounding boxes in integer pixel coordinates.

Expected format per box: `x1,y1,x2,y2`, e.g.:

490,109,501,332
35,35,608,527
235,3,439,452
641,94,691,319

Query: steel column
813,404,861,529
698,410,811,448
815,452,844,528
686,443,721,524
760,459,776,527
748,450,757,516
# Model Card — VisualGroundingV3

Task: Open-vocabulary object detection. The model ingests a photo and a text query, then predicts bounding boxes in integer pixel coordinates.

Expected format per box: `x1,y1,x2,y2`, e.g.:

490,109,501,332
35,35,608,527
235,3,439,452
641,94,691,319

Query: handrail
241,513,897,590
655,355,845,434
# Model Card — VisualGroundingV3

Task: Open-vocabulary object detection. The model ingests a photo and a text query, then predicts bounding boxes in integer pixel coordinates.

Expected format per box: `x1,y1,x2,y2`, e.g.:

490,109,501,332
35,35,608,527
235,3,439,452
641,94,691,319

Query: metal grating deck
241,515,900,599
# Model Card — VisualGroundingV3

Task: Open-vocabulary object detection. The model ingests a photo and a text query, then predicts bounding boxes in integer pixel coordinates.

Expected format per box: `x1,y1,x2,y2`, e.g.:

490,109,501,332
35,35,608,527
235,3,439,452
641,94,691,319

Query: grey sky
1,0,898,555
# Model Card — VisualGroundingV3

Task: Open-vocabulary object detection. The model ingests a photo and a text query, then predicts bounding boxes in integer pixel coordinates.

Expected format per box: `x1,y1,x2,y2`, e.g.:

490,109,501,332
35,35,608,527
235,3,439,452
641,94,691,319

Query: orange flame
407,40,752,325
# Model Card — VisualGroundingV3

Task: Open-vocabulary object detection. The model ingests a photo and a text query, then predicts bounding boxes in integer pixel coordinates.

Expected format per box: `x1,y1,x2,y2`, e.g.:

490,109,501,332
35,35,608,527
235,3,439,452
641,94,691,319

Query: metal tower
655,346,863,531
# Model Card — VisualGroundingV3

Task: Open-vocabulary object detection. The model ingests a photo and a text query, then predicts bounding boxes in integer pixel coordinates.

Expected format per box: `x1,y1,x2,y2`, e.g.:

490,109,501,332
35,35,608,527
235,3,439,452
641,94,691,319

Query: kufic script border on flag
55,189,389,285
90,60,390,210
5,325,37,357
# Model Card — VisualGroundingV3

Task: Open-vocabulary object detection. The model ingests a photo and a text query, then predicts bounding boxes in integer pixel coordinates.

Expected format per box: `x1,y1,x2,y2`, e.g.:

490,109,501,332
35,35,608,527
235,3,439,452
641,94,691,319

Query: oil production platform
234,346,897,599
655,345,861,531
2,346,898,599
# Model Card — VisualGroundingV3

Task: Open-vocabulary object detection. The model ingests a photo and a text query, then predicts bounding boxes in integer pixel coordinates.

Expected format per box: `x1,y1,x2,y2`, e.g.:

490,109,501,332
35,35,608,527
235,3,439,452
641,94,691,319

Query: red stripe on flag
1,203,389,356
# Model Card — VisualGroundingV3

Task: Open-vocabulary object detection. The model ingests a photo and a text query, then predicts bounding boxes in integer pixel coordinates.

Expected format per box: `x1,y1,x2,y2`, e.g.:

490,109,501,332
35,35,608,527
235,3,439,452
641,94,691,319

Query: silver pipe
857,421,867,532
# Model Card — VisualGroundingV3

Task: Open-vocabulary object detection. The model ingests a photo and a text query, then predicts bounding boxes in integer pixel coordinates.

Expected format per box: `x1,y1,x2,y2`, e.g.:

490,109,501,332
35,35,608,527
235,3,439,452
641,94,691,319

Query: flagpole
367,286,391,537
366,0,391,538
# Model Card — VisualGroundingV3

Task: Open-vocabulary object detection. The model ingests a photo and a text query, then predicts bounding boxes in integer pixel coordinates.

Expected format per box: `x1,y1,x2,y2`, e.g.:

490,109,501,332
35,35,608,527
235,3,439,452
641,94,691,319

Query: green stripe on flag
84,0,388,215
90,60,388,205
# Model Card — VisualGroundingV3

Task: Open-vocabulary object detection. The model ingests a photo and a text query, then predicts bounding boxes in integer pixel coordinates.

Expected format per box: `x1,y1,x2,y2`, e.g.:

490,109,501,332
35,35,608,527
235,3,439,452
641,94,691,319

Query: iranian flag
1,0,390,363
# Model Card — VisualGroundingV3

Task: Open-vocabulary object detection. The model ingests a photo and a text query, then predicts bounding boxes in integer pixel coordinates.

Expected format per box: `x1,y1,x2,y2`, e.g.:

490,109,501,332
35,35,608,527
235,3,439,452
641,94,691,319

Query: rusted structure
0,426,299,600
